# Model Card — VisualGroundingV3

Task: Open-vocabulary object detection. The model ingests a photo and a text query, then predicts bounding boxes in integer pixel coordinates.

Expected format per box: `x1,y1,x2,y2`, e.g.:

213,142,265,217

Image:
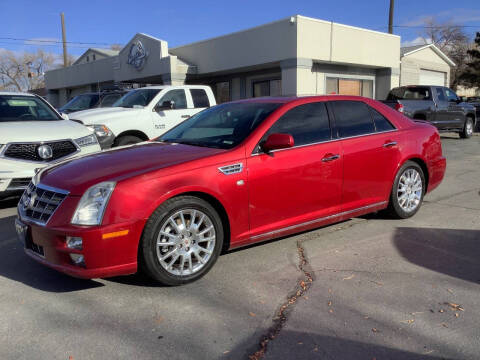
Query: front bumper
97,133,115,149
16,215,145,279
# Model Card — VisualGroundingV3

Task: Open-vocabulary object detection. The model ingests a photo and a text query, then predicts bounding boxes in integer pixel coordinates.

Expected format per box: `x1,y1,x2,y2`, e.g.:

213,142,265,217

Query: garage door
419,69,446,86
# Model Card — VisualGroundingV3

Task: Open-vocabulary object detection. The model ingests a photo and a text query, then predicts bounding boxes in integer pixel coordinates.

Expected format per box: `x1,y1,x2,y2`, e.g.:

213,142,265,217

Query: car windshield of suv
59,94,100,112
112,89,161,108
159,102,281,149
0,95,62,122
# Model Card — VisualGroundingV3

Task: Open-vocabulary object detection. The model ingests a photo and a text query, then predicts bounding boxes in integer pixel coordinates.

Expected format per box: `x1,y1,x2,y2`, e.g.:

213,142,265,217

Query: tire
139,196,224,286
460,117,474,139
114,135,143,146
387,161,425,219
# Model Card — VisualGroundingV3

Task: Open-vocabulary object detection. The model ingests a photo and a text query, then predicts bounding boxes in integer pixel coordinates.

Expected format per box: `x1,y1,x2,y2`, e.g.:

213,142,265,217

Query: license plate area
15,218,45,257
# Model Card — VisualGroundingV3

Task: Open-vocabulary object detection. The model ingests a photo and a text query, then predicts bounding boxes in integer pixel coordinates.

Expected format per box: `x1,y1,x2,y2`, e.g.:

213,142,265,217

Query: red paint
22,96,446,279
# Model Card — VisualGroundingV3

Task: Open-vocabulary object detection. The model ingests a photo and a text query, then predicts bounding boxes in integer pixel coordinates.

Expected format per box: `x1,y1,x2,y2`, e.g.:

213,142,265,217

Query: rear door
329,100,402,211
433,87,450,129
247,102,342,237
444,88,464,129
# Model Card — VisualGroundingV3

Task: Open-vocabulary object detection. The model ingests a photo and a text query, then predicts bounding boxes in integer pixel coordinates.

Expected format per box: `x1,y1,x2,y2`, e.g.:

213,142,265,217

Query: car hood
68,107,144,124
0,120,92,143
39,142,226,195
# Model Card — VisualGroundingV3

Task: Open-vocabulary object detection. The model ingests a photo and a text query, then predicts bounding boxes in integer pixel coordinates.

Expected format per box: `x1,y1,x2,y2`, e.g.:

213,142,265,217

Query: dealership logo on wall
127,40,148,70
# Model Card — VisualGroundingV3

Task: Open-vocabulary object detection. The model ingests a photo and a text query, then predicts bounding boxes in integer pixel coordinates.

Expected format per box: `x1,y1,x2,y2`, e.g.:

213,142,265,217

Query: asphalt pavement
0,133,479,360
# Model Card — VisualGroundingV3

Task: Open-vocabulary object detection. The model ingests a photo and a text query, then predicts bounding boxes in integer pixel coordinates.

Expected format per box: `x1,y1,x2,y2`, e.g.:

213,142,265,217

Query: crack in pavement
248,239,314,360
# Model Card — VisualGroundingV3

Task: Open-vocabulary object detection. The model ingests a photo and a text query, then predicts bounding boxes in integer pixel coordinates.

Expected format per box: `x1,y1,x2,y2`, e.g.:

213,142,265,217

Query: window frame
253,101,334,154
326,100,397,141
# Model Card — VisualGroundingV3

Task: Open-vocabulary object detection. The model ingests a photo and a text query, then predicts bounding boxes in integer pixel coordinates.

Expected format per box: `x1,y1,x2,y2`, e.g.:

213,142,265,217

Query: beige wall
74,50,109,65
400,47,451,86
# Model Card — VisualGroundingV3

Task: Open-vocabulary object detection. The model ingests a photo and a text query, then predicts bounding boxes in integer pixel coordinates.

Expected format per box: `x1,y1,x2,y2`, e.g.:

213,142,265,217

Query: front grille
4,141,77,162
18,182,68,225
7,178,32,191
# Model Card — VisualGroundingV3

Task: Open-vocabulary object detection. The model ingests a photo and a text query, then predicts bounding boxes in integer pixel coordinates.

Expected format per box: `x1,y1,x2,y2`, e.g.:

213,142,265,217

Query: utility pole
388,0,395,34
61,12,68,67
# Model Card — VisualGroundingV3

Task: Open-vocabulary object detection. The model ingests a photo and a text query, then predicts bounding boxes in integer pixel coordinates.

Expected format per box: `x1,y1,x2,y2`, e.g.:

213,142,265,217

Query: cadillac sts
15,96,446,285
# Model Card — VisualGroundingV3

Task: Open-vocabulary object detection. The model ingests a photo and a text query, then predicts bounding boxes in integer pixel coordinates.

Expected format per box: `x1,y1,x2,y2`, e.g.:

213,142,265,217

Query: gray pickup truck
382,86,477,138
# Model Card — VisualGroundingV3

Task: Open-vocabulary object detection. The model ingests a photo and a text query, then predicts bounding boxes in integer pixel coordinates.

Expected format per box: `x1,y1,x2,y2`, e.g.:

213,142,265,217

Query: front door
151,89,194,136
247,102,342,238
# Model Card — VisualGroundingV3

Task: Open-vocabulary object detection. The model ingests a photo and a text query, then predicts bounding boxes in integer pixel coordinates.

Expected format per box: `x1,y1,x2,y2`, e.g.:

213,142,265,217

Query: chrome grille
4,141,78,162
18,182,68,225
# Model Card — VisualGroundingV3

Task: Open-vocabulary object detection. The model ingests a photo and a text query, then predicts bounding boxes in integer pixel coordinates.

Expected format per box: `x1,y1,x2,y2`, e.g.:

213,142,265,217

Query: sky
1,0,479,58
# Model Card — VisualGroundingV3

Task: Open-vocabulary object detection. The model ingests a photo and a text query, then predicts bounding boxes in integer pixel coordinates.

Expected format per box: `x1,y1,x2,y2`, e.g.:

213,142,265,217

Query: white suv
0,92,101,199
68,85,216,148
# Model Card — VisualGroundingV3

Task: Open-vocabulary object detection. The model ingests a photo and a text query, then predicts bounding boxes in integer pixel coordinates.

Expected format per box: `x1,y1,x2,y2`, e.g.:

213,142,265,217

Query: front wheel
139,196,224,285
387,161,425,219
460,118,474,139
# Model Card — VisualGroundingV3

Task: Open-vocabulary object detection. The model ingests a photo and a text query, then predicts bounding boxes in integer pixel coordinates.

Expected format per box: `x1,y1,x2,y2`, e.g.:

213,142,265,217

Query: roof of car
228,95,374,104
0,92,35,97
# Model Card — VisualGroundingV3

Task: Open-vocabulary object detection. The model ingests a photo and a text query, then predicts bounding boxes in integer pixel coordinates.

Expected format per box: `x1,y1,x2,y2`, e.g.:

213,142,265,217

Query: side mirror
155,100,175,111
60,113,69,120
262,133,294,153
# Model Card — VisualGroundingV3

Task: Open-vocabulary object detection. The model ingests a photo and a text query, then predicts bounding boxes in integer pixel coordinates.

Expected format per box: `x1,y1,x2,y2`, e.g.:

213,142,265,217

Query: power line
0,37,115,46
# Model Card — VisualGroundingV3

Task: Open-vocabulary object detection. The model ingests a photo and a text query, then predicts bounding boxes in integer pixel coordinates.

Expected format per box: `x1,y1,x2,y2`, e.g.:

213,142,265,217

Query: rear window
330,101,375,138
191,89,210,108
387,87,431,100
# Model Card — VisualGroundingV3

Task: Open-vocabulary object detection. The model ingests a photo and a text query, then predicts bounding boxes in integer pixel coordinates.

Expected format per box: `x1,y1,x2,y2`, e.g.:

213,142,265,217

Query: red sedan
15,96,446,285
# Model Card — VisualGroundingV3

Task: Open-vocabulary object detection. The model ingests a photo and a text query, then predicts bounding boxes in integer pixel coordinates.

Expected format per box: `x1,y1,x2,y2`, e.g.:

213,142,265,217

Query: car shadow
223,330,456,360
393,227,480,284
0,214,104,292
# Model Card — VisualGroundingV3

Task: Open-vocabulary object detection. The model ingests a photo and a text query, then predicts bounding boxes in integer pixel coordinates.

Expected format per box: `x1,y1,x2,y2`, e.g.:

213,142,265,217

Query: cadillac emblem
127,40,148,70
37,144,53,160
23,191,37,210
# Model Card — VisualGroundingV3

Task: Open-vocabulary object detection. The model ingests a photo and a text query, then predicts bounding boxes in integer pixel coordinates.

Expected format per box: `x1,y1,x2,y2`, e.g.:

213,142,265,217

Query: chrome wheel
397,168,423,213
156,209,216,276
466,120,473,136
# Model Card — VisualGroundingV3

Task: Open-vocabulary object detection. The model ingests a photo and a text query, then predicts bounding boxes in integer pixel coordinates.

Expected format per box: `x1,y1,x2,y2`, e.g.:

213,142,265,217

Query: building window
92,54,96,61
253,79,282,97
214,82,230,104
326,77,374,98
86,55,89,62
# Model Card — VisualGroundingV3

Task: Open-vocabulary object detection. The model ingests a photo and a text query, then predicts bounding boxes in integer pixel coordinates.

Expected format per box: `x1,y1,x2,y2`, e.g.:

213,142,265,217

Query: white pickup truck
68,85,216,148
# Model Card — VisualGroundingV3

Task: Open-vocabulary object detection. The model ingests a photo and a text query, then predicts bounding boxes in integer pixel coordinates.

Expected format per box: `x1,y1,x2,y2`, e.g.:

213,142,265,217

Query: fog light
69,253,85,267
66,236,83,250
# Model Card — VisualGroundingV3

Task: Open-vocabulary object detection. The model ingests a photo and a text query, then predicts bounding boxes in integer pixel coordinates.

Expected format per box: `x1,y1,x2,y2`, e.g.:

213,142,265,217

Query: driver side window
158,90,187,109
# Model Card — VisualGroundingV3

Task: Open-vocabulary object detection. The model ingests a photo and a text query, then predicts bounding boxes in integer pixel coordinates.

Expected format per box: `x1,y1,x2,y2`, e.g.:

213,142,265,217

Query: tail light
394,103,404,113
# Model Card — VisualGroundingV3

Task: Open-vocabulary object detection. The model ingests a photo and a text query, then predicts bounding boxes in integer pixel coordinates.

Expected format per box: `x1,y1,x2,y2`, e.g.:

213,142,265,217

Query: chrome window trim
251,201,387,240
0,138,81,164
17,182,70,227
251,129,399,156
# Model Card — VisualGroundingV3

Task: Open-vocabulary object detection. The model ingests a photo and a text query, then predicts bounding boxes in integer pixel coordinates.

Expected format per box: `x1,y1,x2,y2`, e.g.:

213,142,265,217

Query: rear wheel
114,135,143,146
139,196,224,285
387,161,425,219
460,117,474,139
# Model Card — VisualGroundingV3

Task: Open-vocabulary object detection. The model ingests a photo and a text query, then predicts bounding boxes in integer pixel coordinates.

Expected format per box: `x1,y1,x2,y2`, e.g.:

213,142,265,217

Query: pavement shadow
223,330,455,359
393,227,480,284
0,214,103,292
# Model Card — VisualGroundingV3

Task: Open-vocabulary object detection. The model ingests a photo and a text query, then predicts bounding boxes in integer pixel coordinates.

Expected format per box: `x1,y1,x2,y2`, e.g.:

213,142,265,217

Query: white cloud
403,8,480,26
401,36,431,47
23,37,60,46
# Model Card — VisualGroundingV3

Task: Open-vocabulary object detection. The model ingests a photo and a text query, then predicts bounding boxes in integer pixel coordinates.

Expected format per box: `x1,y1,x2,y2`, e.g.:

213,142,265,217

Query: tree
460,32,480,87
418,18,471,90
0,49,55,92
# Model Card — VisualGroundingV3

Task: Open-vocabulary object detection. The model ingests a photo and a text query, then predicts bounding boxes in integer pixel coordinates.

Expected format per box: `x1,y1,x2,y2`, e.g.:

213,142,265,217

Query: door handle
383,141,397,148
321,154,340,162
181,115,190,119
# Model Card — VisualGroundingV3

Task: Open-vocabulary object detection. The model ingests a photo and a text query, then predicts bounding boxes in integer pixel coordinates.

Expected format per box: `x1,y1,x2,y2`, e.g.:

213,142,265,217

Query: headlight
74,134,98,147
87,124,113,138
71,182,115,225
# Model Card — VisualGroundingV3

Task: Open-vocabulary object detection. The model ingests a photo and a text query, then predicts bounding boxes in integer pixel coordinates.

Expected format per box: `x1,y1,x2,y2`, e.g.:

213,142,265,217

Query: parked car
15,96,446,285
382,86,476,138
466,96,480,132
68,85,216,149
0,92,101,200
58,89,128,114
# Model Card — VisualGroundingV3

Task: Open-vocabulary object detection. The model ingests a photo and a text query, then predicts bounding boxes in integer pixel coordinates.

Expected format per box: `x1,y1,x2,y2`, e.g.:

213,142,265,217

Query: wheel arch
403,157,430,191
115,130,150,143
412,113,427,120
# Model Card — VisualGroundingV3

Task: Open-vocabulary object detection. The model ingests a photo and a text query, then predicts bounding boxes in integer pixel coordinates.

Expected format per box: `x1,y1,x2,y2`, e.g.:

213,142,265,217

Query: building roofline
401,43,456,67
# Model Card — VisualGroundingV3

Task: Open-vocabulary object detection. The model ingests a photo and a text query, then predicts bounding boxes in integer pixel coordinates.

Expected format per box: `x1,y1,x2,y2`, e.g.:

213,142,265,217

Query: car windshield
112,89,161,108
158,102,281,149
0,95,62,122
59,94,100,112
